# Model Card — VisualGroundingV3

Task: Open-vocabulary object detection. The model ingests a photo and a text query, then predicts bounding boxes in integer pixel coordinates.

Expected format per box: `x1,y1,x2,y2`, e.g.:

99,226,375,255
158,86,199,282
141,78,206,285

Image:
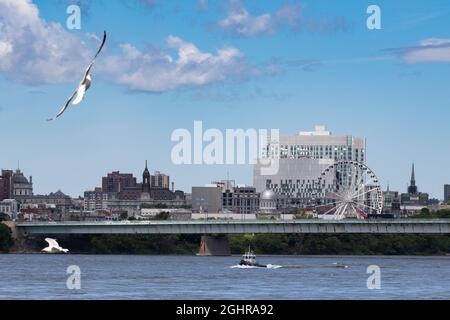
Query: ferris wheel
312,160,383,220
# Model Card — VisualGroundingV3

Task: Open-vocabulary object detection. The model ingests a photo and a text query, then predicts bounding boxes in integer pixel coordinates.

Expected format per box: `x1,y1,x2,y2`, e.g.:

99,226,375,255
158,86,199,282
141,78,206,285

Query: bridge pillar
197,235,231,256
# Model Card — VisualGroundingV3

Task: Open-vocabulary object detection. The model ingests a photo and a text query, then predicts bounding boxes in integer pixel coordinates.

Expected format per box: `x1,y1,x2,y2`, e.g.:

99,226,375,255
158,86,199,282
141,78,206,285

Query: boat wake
230,264,283,269
331,262,350,269
230,265,259,269
276,265,303,269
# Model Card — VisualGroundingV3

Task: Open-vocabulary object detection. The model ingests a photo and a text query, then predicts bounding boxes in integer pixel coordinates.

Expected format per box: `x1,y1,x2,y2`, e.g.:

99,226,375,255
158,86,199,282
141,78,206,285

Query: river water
0,254,449,300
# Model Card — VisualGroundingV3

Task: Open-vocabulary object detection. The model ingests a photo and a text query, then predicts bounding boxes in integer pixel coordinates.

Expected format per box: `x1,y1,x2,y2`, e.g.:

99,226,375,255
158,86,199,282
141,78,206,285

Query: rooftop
299,125,331,136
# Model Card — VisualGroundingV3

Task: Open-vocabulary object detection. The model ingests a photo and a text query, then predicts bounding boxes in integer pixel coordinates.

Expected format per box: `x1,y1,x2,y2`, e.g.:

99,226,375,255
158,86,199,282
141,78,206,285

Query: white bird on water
42,238,69,253
47,31,107,121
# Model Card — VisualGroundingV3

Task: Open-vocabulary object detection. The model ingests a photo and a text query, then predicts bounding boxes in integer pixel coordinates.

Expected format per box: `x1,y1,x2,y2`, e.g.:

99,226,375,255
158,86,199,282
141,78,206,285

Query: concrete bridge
15,219,450,235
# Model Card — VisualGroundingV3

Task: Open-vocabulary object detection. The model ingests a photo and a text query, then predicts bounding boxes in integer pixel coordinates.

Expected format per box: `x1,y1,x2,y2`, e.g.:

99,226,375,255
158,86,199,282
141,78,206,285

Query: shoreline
2,228,450,256
2,251,450,257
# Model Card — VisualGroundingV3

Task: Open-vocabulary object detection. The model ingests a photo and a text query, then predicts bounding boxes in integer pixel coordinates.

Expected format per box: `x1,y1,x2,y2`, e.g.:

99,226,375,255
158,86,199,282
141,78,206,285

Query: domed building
259,189,278,214
12,168,33,200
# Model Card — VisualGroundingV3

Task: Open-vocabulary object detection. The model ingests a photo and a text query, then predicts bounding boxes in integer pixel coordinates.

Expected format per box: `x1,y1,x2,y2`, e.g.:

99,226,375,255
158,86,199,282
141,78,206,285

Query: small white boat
239,247,266,268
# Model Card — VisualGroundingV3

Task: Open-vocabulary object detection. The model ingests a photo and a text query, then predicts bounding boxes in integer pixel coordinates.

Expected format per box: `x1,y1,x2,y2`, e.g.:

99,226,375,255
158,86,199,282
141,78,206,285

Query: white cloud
100,35,256,92
218,0,275,37
0,0,275,93
0,0,91,84
400,38,450,63
0,41,13,57
275,3,302,29
217,1,348,38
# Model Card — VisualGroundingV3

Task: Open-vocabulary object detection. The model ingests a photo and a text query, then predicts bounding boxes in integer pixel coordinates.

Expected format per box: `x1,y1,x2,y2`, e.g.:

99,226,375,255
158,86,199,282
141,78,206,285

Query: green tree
119,212,128,220
413,209,450,219
89,234,200,254
436,210,450,218
151,212,170,220
228,234,254,253
253,234,290,254
294,209,309,219
0,212,10,222
0,223,13,252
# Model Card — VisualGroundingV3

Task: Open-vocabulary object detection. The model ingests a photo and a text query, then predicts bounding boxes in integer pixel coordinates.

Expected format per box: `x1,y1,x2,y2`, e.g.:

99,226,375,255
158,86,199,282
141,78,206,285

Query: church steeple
142,160,151,193
410,163,416,186
408,162,418,194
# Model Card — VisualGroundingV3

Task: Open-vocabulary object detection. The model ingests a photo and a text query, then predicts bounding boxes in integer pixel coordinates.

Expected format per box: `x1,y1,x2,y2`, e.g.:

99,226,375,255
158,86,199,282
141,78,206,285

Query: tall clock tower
142,160,151,193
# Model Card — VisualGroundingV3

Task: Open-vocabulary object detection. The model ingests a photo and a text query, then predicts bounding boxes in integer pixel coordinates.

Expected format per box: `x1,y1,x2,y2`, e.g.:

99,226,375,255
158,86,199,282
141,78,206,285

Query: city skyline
0,147,444,200
1,0,450,198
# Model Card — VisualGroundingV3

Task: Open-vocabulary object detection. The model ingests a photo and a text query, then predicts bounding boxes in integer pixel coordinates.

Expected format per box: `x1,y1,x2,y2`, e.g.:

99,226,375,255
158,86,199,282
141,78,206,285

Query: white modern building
254,125,366,206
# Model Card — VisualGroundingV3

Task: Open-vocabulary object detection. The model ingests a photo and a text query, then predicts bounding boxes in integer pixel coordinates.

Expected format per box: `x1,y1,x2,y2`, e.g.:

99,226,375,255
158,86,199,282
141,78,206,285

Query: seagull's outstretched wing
45,238,60,248
46,90,77,121
93,31,107,60
82,31,107,80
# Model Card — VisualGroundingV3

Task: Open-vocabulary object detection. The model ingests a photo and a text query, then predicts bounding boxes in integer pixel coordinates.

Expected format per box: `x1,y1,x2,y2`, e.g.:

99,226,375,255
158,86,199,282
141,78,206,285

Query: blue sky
1,0,450,198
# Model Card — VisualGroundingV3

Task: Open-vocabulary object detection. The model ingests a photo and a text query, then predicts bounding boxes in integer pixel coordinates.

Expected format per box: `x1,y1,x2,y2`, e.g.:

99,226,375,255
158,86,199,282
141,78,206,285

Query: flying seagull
42,238,69,253
47,31,107,121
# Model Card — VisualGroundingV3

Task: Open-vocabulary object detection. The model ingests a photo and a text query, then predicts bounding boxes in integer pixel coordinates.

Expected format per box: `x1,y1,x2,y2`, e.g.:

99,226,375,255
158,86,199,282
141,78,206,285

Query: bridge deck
15,219,450,235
